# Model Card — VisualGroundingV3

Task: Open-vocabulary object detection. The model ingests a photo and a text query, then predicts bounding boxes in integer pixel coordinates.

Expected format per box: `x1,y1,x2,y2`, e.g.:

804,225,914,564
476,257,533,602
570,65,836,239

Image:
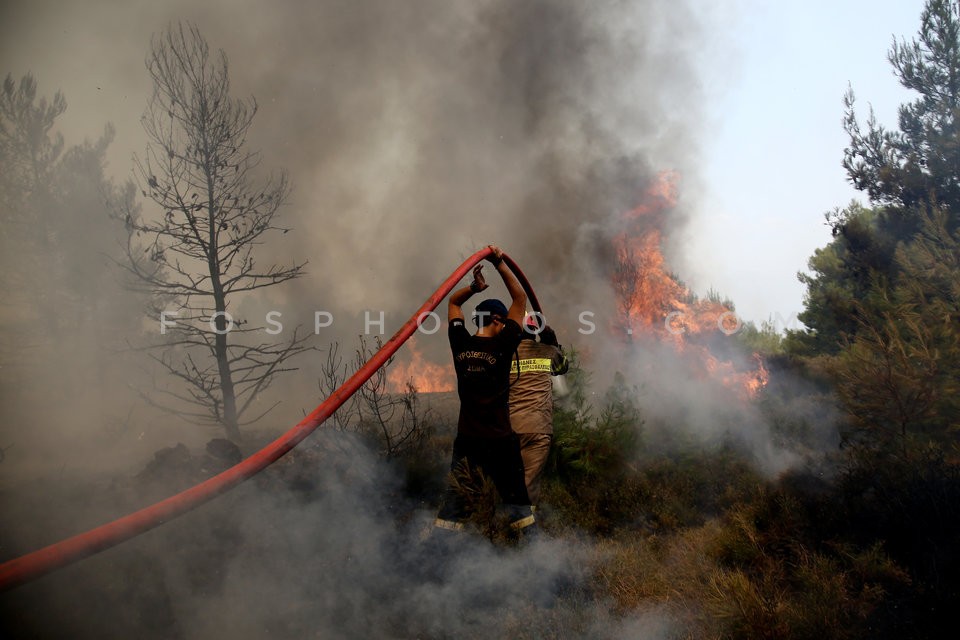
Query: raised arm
448,263,488,322
488,245,527,325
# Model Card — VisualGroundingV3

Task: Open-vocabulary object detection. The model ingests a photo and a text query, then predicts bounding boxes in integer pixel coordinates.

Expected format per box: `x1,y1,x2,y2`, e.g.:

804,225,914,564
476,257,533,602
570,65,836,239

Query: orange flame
613,171,768,399
386,337,454,393
383,171,768,400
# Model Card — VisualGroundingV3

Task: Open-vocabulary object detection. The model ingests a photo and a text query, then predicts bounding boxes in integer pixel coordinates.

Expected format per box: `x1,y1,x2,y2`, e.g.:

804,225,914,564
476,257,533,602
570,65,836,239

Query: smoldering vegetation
606,336,841,476
0,430,656,640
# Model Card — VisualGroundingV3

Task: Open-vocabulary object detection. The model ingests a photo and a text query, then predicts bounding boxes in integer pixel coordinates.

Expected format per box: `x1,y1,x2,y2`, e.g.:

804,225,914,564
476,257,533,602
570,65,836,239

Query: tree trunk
215,324,241,442
207,168,240,442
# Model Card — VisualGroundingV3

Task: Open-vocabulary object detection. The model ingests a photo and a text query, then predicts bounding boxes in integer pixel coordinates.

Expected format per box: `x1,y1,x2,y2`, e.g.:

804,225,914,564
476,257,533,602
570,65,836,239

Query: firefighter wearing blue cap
433,245,536,537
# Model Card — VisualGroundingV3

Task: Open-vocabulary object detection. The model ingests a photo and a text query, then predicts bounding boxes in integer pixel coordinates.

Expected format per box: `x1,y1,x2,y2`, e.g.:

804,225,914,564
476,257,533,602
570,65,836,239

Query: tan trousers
517,433,552,506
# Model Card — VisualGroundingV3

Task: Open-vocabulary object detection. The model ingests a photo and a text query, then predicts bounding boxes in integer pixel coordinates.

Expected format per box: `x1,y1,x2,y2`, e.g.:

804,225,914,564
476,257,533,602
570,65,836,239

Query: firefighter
509,314,569,508
433,245,536,538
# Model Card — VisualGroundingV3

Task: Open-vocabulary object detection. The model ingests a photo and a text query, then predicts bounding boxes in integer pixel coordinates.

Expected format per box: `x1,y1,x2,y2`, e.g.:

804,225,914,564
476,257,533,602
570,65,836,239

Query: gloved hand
539,326,559,347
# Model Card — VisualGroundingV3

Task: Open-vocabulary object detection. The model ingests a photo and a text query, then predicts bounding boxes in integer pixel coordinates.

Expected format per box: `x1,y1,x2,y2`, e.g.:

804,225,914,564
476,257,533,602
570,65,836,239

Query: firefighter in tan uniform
509,314,569,507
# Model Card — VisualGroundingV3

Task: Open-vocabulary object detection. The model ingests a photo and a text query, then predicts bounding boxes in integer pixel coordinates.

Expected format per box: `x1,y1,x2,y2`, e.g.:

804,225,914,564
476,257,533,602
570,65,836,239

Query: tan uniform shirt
508,340,566,434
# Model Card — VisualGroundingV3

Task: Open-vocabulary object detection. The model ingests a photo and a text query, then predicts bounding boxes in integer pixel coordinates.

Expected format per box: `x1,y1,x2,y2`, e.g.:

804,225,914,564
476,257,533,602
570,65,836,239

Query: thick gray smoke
216,0,712,355
2,0,711,329
0,0,736,454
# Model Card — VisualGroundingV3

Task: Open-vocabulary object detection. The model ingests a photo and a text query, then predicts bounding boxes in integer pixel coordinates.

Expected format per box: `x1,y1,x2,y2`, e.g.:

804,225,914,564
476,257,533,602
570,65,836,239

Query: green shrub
706,476,914,640
544,371,645,535
636,446,761,532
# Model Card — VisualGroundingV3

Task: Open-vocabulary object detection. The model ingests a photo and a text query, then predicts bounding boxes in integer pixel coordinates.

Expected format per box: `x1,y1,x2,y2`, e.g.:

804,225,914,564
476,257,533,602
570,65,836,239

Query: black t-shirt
448,317,522,438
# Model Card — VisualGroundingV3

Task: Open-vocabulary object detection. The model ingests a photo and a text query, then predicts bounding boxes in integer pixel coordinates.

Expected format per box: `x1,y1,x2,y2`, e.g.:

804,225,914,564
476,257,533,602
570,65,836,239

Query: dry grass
591,522,726,639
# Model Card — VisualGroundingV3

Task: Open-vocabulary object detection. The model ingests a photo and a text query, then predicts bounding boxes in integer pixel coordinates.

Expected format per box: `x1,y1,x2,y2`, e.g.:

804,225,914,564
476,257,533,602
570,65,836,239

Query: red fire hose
0,247,542,591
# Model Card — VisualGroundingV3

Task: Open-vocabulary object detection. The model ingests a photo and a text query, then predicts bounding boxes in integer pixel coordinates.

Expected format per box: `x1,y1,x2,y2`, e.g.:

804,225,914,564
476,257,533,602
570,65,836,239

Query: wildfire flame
613,171,769,399
386,337,454,393
384,171,769,400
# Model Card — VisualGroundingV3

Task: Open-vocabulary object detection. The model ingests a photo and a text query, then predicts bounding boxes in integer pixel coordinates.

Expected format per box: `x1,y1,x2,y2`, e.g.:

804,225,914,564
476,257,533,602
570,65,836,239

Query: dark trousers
435,433,534,529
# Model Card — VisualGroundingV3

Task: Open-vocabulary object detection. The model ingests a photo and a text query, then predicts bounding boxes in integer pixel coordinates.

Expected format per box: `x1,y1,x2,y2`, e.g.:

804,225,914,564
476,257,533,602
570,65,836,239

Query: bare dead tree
317,341,362,433
318,337,434,460
115,23,310,441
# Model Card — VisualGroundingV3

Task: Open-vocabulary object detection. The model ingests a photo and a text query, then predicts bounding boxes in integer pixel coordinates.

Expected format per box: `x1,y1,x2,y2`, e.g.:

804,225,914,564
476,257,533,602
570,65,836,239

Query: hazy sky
684,0,925,327
0,0,929,332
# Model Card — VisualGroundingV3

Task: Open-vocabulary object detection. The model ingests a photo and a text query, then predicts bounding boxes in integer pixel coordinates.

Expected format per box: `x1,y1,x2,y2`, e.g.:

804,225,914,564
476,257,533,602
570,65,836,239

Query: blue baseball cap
473,299,508,326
